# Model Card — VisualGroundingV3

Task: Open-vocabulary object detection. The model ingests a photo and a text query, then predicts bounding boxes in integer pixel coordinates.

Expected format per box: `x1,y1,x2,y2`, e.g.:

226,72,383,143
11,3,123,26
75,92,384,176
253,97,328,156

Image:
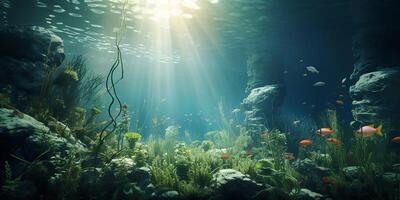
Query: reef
1,22,400,200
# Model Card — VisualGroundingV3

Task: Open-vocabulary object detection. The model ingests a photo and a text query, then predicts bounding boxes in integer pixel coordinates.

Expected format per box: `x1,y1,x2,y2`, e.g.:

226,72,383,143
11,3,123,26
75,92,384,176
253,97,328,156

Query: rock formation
0,25,65,95
349,2,400,132
241,52,285,139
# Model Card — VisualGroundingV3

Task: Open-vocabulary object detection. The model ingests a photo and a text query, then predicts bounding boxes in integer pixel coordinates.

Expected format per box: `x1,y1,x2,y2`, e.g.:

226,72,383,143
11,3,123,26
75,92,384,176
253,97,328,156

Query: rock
0,108,85,161
253,186,289,200
131,166,152,187
212,169,263,200
291,188,323,200
382,172,400,184
151,188,180,200
0,25,65,66
242,84,285,136
0,26,65,95
0,57,50,95
342,166,362,180
350,28,400,81
243,84,285,110
245,52,284,93
106,158,135,178
349,67,400,130
242,52,286,143
293,159,332,177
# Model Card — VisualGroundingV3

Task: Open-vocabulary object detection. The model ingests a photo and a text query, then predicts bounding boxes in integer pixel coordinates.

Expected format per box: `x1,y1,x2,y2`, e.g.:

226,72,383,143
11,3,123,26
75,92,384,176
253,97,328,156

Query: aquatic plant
165,125,179,139
147,135,176,162
124,132,141,149
150,156,180,189
132,144,148,167
201,140,214,152
48,150,82,199
260,129,288,171
232,158,257,178
51,56,104,122
116,104,130,150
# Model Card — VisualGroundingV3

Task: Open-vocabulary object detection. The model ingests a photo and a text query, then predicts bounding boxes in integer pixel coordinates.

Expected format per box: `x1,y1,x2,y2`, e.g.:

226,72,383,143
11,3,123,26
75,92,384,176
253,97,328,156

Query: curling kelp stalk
97,0,128,153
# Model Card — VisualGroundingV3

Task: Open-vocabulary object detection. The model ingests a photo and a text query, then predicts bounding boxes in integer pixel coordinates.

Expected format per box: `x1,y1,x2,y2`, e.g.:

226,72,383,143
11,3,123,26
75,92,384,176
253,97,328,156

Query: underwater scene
1,0,400,199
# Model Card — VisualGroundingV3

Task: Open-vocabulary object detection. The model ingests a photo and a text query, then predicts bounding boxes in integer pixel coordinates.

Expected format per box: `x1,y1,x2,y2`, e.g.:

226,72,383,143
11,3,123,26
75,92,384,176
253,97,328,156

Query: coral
124,132,142,149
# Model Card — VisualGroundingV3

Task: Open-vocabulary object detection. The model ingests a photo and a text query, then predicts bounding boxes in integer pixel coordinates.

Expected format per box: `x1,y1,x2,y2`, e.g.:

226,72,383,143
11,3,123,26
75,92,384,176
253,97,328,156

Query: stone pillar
349,1,400,132
241,52,285,140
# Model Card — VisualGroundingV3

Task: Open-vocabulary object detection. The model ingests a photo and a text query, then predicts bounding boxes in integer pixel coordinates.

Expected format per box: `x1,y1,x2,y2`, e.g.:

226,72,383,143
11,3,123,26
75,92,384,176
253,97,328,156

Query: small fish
299,139,313,146
326,138,341,147
341,77,347,84
306,66,320,74
283,70,288,74
356,124,383,137
302,102,307,105
336,100,344,105
293,120,301,126
313,81,326,87
285,153,296,161
326,137,338,143
322,176,332,184
316,128,334,136
303,73,308,77
299,59,304,63
232,108,241,114
391,136,400,143
221,153,230,160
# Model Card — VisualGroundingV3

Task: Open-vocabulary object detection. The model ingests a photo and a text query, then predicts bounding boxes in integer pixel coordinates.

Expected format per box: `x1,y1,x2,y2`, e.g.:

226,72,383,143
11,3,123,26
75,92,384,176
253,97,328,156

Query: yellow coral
125,132,142,142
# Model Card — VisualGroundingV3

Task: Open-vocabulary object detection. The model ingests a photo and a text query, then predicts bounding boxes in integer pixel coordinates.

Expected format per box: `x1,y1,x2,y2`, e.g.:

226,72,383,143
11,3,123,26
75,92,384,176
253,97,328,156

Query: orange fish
221,153,230,160
392,136,400,143
316,128,334,136
356,124,383,137
336,100,344,105
284,153,296,161
322,176,332,184
299,139,313,146
326,137,341,147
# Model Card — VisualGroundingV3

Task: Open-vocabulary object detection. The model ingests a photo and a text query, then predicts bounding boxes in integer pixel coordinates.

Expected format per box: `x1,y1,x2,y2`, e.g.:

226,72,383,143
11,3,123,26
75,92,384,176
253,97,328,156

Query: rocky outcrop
350,68,400,130
243,84,285,129
0,26,65,95
0,108,85,162
245,52,284,94
212,169,263,200
349,28,400,131
241,52,285,140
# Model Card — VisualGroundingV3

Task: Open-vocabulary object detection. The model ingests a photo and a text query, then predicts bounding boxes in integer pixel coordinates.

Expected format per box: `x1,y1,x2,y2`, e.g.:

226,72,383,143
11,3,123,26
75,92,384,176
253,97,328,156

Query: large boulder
212,169,263,200
0,25,65,66
242,84,285,136
0,26,65,95
350,67,400,130
0,108,85,162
